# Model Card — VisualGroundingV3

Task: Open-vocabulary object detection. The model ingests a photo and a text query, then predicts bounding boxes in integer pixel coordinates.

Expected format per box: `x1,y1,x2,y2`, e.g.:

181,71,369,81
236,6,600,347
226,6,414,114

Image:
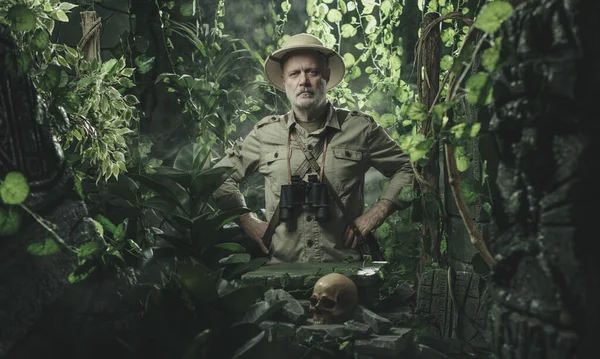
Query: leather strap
291,130,384,260
261,125,332,250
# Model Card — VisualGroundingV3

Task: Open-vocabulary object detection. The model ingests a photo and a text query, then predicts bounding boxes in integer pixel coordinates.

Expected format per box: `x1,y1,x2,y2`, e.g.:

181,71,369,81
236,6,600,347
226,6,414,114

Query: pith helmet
264,33,346,92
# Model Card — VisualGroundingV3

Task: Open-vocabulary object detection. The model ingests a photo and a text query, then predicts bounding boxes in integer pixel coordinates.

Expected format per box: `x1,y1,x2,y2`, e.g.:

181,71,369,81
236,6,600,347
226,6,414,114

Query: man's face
281,52,330,111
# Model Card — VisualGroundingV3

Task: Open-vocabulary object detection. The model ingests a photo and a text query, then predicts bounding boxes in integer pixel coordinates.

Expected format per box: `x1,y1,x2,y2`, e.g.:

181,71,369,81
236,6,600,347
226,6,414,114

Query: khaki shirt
213,102,413,263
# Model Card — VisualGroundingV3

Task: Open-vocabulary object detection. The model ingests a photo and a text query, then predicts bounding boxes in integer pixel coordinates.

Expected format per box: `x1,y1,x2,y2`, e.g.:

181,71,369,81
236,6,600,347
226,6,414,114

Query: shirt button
307,144,313,150
307,240,314,247
306,216,313,222
274,152,279,158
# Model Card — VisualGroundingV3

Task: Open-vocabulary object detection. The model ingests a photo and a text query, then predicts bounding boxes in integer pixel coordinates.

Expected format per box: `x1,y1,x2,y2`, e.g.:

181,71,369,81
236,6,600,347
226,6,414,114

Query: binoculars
279,174,329,227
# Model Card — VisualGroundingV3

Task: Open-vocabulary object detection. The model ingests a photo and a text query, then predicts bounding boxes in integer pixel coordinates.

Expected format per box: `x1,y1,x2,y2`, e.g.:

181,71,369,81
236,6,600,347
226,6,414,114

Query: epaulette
256,115,282,128
343,109,375,124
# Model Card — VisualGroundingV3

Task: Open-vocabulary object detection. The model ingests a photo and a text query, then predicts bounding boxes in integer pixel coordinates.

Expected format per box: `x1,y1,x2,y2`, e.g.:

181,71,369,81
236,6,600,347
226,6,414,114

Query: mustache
296,89,314,95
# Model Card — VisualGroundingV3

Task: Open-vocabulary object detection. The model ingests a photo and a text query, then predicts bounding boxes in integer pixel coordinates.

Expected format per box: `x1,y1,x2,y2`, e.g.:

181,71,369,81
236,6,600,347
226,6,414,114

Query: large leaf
225,257,269,279
27,238,61,256
474,1,514,34
177,262,220,301
8,5,36,31
242,300,287,324
217,284,264,316
128,173,183,211
156,233,200,256
218,253,251,264
140,197,176,213
204,323,265,359
207,207,250,230
174,143,211,176
0,208,21,236
189,166,236,198
214,242,246,252
152,166,193,187
0,172,29,205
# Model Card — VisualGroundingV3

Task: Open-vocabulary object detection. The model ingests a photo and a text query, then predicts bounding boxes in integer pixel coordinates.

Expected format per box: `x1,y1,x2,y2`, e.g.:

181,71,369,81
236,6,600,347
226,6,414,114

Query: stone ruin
240,262,492,358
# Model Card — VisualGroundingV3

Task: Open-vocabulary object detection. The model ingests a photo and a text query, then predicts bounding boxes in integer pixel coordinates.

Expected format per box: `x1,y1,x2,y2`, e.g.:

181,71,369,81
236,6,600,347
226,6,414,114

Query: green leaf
465,72,493,106
0,172,29,205
174,143,210,175
27,238,61,256
0,208,21,236
8,5,36,31
52,10,70,22
128,173,183,210
481,37,503,72
440,54,453,71
68,265,96,283
225,257,268,279
470,123,481,137
94,214,116,234
455,146,470,172
135,55,155,74
59,3,79,11
460,178,480,205
364,16,377,34
397,185,415,202
406,102,428,122
189,166,235,198
343,53,356,67
217,284,264,316
152,166,193,187
31,29,50,51
474,1,514,34
219,253,251,264
41,65,61,90
341,24,357,38
326,9,343,22
180,0,195,17
177,262,220,301
215,243,246,252
119,78,136,88
242,300,287,324
78,241,103,258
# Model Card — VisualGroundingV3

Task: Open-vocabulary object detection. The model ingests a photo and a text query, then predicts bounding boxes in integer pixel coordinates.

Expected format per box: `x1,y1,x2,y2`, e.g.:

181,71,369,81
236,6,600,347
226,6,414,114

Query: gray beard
290,90,327,109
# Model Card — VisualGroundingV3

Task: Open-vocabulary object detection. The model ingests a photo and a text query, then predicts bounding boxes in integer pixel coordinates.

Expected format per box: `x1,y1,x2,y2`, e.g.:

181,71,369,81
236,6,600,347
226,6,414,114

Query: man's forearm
370,199,399,228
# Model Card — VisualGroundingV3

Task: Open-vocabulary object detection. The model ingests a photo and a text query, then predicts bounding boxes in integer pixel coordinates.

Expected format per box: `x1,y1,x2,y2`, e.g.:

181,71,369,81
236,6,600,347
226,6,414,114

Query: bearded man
212,33,413,263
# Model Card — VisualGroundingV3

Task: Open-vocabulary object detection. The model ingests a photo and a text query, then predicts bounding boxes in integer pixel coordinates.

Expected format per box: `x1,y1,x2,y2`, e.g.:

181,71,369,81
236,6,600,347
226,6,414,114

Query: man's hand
343,199,397,249
238,213,269,254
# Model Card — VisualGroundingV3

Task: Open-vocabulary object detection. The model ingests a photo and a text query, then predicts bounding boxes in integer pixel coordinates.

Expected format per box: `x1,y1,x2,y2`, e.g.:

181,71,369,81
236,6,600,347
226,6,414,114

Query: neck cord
287,128,329,184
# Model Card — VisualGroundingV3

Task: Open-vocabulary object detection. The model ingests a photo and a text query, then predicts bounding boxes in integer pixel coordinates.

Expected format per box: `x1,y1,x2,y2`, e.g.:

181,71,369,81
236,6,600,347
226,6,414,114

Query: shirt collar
284,101,341,133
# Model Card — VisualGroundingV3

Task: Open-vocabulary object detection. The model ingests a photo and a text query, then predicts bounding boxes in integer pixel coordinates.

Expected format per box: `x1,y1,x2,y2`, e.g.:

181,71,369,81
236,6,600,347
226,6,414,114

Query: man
213,33,413,263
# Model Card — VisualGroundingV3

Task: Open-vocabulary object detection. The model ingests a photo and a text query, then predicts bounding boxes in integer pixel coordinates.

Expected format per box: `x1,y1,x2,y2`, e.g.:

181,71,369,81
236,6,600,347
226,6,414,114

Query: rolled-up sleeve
366,121,414,207
212,127,262,212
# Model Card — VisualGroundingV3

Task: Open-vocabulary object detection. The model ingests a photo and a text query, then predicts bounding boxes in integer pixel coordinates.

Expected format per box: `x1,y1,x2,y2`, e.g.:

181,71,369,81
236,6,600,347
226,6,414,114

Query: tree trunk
414,12,444,275
79,11,101,61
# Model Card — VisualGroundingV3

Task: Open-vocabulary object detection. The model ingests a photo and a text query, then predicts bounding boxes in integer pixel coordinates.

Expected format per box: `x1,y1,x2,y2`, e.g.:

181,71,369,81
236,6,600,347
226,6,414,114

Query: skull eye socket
310,297,319,306
320,297,336,309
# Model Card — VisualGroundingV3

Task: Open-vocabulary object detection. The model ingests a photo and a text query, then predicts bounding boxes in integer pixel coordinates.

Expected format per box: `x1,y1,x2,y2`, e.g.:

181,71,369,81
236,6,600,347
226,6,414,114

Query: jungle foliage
0,0,514,357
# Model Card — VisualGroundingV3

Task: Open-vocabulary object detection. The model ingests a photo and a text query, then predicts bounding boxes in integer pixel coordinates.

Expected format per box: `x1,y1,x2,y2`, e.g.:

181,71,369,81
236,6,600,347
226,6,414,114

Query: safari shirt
212,102,413,263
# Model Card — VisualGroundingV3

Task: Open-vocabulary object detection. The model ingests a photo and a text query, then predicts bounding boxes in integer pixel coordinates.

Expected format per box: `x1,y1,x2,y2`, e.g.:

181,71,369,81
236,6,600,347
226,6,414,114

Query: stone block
353,305,393,334
343,320,373,338
259,321,297,341
416,269,489,349
354,334,410,356
378,306,415,327
296,324,346,342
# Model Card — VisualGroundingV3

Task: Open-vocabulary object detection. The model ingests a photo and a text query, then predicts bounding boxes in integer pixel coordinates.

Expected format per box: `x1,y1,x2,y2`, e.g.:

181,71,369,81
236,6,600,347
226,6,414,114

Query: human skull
309,273,358,324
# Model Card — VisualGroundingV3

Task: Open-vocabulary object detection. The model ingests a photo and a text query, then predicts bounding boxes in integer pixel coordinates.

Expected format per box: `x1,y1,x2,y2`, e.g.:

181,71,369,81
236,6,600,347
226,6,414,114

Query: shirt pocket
260,146,290,194
331,148,364,191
